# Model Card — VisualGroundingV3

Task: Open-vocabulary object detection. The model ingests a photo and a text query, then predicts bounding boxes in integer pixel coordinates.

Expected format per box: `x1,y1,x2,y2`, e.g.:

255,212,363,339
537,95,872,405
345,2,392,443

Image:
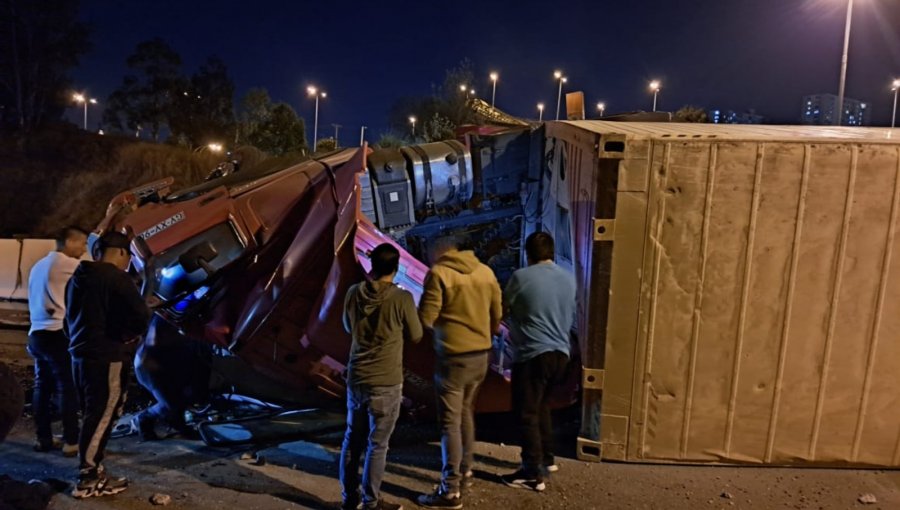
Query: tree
168,56,236,147
236,88,272,144
103,38,184,140
315,137,336,153
674,105,709,123
387,59,476,139
248,103,307,155
0,0,91,132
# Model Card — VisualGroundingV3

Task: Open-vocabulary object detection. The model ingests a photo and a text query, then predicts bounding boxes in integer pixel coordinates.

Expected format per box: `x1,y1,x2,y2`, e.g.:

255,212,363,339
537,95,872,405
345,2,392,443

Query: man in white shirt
27,226,87,455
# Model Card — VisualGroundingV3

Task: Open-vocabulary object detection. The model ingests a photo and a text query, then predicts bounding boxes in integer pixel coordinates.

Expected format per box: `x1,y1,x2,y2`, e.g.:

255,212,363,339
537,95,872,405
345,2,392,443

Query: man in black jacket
66,232,150,499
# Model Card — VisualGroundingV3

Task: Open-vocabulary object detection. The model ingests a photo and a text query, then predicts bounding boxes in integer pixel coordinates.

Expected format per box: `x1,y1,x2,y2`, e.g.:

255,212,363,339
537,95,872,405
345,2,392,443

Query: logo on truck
139,212,185,240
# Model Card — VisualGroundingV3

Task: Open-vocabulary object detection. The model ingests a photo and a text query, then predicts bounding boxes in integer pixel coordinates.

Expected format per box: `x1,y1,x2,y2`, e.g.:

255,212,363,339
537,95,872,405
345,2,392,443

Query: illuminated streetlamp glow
208,143,223,153
537,103,545,122
72,93,97,130
554,71,567,120
490,72,498,108
649,80,661,112
597,102,606,117
409,116,417,137
307,85,326,150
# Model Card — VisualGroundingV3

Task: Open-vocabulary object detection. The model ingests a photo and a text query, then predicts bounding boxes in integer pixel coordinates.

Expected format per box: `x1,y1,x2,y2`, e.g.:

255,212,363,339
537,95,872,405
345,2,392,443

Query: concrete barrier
0,239,56,302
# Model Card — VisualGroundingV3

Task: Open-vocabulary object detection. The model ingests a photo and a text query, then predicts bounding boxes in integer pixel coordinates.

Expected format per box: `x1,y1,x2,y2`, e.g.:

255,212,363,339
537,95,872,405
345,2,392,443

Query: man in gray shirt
341,243,423,510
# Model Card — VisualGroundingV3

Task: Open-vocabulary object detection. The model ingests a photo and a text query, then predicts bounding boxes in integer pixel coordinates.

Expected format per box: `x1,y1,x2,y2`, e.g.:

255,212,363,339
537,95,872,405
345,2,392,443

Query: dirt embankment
0,126,250,237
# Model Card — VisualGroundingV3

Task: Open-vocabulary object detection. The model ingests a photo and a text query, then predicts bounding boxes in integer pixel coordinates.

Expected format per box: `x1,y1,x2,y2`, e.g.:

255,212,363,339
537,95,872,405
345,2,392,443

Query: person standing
27,226,87,455
66,232,150,499
417,237,502,509
340,243,423,510
499,232,576,492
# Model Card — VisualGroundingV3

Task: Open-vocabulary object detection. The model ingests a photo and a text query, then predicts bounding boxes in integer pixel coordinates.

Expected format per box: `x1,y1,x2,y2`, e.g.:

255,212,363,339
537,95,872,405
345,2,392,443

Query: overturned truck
102,119,900,468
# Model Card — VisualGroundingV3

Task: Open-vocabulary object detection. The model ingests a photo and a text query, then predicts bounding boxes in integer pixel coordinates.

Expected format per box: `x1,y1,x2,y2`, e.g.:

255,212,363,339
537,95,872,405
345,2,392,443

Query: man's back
28,251,80,334
419,249,502,356
66,261,150,362
343,280,422,386
504,262,576,362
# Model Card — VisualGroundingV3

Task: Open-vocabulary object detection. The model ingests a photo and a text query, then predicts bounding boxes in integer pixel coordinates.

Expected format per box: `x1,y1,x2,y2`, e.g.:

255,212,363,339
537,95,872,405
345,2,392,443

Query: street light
890,79,900,129
597,102,606,118
537,103,545,122
409,116,417,137
554,71,567,120
490,72,499,109
72,93,97,130
835,0,855,126
649,80,661,112
307,85,326,150
208,143,223,153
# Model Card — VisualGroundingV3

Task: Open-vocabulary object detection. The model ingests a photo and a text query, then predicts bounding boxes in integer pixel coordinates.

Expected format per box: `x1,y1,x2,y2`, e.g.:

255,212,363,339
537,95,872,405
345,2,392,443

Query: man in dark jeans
417,237,502,509
66,232,150,499
341,243,422,510
500,232,576,491
27,226,87,455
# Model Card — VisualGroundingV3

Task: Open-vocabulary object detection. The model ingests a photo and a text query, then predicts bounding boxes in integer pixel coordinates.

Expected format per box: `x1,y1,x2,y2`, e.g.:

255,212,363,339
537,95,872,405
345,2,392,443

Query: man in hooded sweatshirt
341,243,422,510
66,232,150,498
417,237,502,510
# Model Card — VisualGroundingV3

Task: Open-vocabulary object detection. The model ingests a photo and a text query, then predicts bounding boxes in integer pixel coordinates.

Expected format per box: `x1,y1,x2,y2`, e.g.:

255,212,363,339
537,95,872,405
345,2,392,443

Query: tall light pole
460,84,469,100
537,103,545,122
490,72,498,109
649,80,661,112
554,71,567,120
332,124,342,148
73,93,97,130
891,79,900,129
360,126,367,146
409,116,417,138
836,0,854,126
307,86,326,150
597,102,606,118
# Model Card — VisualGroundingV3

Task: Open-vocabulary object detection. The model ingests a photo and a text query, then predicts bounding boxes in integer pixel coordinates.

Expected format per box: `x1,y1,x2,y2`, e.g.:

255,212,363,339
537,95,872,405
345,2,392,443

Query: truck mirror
178,242,218,275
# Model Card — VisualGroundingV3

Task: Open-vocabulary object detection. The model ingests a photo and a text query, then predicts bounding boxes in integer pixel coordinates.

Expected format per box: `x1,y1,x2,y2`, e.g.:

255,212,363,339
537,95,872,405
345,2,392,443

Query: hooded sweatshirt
419,250,502,356
66,261,151,362
343,280,423,387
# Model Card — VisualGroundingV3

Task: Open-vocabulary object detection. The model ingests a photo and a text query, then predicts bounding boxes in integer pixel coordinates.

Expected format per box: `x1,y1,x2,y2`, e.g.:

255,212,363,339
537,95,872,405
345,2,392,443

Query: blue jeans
339,383,402,508
27,330,79,446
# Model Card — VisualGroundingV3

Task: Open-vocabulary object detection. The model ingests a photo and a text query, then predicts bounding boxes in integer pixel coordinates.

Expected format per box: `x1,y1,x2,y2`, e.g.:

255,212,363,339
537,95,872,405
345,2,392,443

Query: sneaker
72,474,128,498
33,437,62,452
61,443,78,458
417,488,462,509
500,469,545,492
546,464,559,473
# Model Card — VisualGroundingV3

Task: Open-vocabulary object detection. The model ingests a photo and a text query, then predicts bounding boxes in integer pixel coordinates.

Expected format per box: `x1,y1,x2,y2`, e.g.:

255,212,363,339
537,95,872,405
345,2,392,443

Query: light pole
597,102,606,118
73,93,97,130
307,86,326,150
490,72,498,109
360,126,367,146
554,71,567,120
836,0,854,126
409,116,417,138
332,124,342,148
891,79,900,129
537,103,545,122
649,80,661,112
460,84,469,100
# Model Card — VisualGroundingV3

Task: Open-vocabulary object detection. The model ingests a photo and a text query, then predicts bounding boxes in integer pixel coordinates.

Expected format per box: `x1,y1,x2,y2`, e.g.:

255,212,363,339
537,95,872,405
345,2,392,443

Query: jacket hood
356,280,395,317
437,250,481,275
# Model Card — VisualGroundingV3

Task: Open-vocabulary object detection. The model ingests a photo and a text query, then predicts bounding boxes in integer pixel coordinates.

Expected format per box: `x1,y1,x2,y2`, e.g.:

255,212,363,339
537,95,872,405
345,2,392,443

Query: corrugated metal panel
552,121,900,467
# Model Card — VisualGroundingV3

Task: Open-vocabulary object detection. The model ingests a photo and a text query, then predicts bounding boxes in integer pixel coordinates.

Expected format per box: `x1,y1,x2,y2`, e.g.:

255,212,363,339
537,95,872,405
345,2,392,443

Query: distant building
800,94,868,126
710,109,765,124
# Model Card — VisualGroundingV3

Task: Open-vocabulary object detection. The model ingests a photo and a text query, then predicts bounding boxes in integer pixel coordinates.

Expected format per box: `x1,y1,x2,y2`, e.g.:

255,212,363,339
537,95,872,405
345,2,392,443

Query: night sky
71,0,900,143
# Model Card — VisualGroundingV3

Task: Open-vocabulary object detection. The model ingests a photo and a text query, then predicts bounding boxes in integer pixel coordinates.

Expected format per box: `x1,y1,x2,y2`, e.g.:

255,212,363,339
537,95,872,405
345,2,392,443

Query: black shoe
363,500,403,510
72,474,128,498
340,501,361,510
132,414,159,441
417,488,461,509
500,469,545,492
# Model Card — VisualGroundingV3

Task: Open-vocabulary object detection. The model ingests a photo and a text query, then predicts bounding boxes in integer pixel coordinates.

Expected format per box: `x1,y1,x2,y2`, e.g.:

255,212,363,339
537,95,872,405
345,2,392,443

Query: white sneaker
546,464,559,473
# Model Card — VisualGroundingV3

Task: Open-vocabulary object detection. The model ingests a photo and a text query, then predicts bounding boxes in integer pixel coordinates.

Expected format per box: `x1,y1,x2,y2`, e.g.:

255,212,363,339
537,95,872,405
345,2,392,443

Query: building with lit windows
800,94,868,126
710,109,765,124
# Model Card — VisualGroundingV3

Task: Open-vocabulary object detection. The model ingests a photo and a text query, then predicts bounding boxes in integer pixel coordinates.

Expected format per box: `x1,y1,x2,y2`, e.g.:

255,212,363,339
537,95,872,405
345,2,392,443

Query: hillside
0,127,242,237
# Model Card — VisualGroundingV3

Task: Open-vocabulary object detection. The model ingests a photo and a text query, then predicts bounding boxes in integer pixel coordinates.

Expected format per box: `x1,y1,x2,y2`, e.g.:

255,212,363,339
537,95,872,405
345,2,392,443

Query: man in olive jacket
417,237,502,509
341,243,422,510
